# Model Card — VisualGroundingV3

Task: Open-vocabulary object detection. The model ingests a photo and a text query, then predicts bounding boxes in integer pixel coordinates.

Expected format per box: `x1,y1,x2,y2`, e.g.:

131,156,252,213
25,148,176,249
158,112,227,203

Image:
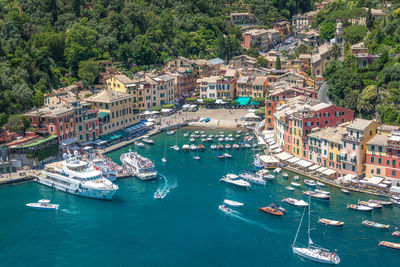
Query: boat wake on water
224,210,276,232
154,174,177,199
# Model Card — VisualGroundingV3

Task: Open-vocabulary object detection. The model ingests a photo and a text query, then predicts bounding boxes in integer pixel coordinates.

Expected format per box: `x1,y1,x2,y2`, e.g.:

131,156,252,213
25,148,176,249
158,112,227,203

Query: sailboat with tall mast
292,196,340,265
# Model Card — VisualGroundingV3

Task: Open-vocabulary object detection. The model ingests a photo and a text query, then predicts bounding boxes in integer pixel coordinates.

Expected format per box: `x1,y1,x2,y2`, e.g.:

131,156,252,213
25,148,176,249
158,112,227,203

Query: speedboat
210,144,217,150
193,156,200,160
216,153,225,160
303,191,330,201
26,199,59,210
293,176,299,181
392,231,400,237
223,199,244,207
239,170,266,185
282,172,289,178
368,199,393,206
282,197,308,208
259,203,285,216
347,204,373,212
341,189,350,194
379,241,400,250
182,144,190,151
304,179,317,188
318,218,344,227
291,182,301,188
362,220,390,230
390,196,400,205
223,153,232,159
190,144,197,151
273,168,281,174
358,200,382,209
161,158,167,163
315,189,330,195
316,181,325,187
171,145,180,151
219,204,232,213
142,138,154,144
220,174,251,188
134,141,145,147
286,186,295,191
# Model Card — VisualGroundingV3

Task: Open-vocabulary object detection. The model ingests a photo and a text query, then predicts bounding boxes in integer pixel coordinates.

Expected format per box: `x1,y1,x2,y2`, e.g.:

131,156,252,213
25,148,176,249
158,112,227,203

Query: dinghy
318,218,344,227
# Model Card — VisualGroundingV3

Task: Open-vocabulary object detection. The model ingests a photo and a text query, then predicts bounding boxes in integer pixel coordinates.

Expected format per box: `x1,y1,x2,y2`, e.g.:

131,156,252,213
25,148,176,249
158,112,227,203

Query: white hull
36,177,117,200
293,247,340,264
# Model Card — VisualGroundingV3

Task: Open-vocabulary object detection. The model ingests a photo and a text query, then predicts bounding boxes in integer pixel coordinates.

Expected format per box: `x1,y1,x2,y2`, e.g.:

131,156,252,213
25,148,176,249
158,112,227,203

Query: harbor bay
0,130,399,266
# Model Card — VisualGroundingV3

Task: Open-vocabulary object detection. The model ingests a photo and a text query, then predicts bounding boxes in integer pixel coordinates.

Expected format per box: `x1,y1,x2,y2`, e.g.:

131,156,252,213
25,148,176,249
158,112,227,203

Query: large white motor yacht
220,174,251,188
120,150,157,180
37,152,118,200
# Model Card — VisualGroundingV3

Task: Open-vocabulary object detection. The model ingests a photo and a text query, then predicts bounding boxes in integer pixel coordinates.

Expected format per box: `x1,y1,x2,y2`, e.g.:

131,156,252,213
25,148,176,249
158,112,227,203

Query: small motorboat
142,138,154,144
161,158,167,163
237,130,242,134
190,138,195,142
154,191,165,199
197,144,205,151
200,131,205,134
232,144,239,150
215,135,219,138
171,145,180,151
208,135,214,138
194,131,199,134
225,144,231,149
224,137,230,141
244,143,251,148
224,199,244,207
210,144,217,150
293,176,299,181
223,153,232,159
291,182,301,188
379,241,400,250
315,189,330,195
368,199,393,206
206,137,213,142
183,132,189,137
303,191,330,201
264,174,275,180
362,220,390,230
134,141,145,147
318,218,344,227
201,138,206,142
392,231,400,237
282,172,289,178
259,203,285,216
239,170,266,185
304,179,317,188
216,153,225,159
201,134,207,138
358,200,382,209
390,196,400,205
166,130,175,135
193,156,200,160
236,134,241,138
286,186,295,191
341,189,350,194
220,174,251,188
194,135,200,139
182,144,190,151
218,138,224,142
316,181,325,187
347,204,373,212
190,144,197,151
217,144,223,150
26,199,59,211
273,168,281,174
282,197,308,208
220,203,239,212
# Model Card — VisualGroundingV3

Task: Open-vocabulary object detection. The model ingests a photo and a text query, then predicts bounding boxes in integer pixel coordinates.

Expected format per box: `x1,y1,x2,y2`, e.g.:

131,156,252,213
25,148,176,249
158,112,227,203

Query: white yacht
92,158,117,181
120,150,157,180
37,152,118,200
239,170,266,185
220,174,251,188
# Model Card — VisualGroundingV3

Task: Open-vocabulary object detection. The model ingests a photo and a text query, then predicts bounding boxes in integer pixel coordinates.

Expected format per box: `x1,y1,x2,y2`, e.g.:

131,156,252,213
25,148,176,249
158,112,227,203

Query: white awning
322,169,337,176
366,176,384,185
259,155,279,164
342,174,356,180
308,165,320,170
161,108,173,113
145,122,155,126
266,137,275,143
244,112,260,119
272,148,282,153
269,144,279,150
276,152,293,161
316,167,328,173
287,157,300,163
257,137,266,145
390,186,400,193
61,137,76,146
295,160,313,168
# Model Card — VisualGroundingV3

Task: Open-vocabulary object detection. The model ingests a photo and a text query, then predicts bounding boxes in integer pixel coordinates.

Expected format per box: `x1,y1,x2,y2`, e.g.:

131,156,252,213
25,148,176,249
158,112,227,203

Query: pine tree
275,55,281,70
366,7,374,30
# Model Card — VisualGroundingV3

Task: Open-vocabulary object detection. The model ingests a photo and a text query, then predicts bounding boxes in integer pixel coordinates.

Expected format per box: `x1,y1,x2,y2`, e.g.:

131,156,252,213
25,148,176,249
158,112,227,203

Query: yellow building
85,90,140,135
105,74,146,109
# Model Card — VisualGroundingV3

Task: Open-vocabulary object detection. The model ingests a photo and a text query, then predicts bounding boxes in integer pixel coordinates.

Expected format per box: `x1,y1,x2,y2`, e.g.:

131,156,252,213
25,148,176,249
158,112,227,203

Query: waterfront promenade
0,170,41,185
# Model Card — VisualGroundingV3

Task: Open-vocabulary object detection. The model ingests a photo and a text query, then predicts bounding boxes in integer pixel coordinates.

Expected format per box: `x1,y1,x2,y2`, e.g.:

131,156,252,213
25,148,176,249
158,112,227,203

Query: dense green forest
0,0,313,127
319,0,400,125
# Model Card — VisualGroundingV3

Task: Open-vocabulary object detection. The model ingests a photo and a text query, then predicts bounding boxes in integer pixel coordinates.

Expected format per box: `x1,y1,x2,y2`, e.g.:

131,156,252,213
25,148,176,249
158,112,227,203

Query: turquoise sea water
0,129,399,266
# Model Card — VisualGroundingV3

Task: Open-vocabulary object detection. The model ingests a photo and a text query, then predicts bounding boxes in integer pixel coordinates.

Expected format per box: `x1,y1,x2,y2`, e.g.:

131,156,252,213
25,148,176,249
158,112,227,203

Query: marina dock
0,170,40,186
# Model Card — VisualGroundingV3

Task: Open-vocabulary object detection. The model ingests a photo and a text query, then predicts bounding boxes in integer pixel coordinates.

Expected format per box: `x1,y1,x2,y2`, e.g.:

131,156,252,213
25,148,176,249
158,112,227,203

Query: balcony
342,133,363,142
341,158,356,165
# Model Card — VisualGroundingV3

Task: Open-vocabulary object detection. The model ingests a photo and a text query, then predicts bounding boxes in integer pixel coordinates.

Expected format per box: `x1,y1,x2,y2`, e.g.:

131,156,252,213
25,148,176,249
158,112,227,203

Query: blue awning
124,122,146,133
